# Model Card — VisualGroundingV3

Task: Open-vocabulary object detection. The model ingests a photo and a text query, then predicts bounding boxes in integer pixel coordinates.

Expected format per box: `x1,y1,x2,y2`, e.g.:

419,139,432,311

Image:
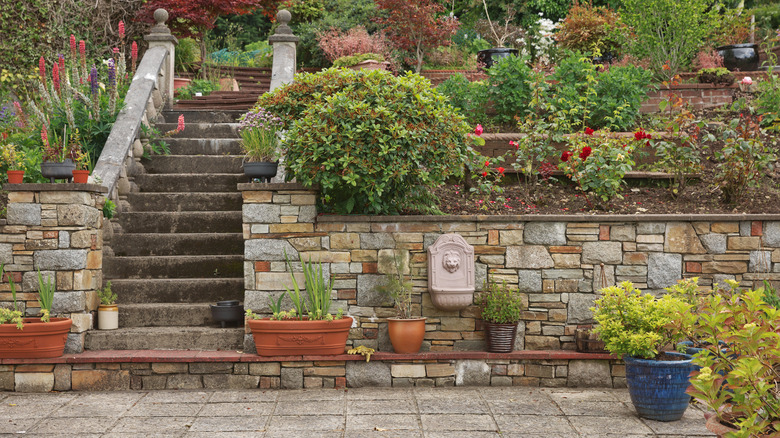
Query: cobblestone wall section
241,184,780,353
0,185,106,353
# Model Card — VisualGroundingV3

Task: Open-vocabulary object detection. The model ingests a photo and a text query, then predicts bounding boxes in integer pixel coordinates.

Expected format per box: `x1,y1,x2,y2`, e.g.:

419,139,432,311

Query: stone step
110,233,243,256
118,303,225,327
134,173,247,192
116,211,243,233
142,155,244,174
165,138,243,155
162,110,245,124
156,123,240,138
112,278,244,304
85,326,244,351
125,192,242,211
104,255,244,279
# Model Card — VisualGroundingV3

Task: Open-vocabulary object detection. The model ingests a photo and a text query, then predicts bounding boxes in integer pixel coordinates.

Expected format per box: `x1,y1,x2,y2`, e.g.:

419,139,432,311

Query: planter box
247,316,353,356
0,318,72,359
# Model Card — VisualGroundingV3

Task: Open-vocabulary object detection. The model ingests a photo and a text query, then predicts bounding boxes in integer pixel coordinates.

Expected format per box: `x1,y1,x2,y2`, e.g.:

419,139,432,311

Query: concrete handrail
92,46,168,197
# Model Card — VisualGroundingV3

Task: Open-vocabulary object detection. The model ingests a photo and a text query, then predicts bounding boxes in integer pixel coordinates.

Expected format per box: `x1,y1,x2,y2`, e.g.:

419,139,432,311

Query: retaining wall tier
241,183,780,354
0,184,107,354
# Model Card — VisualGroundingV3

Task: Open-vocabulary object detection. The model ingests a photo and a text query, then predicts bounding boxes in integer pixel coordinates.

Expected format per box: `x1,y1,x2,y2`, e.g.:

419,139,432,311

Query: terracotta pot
98,304,118,330
173,77,191,92
247,316,353,356
705,413,772,437
7,170,24,184
0,317,72,359
72,169,90,183
387,317,427,353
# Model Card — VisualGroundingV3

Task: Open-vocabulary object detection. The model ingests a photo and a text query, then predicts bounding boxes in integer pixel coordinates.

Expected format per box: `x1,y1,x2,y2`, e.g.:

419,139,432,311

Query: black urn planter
477,48,519,70
210,300,244,328
41,159,76,183
243,161,278,183
716,43,759,72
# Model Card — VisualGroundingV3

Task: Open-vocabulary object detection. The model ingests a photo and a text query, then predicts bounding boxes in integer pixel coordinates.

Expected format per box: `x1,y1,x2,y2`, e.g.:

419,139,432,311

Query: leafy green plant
486,54,533,125
478,276,523,324
331,53,385,68
0,308,24,330
102,199,116,219
756,32,780,132
256,68,475,214
437,74,489,128
592,281,690,359
174,37,202,73
686,280,780,437
591,65,653,131
556,2,628,56
176,79,220,100
237,106,284,162
377,251,414,319
714,114,775,204
37,270,55,323
98,281,116,306
696,67,735,85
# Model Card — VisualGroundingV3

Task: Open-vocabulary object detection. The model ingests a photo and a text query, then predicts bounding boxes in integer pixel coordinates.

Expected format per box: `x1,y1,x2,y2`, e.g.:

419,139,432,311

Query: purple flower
107,59,116,87
90,66,99,95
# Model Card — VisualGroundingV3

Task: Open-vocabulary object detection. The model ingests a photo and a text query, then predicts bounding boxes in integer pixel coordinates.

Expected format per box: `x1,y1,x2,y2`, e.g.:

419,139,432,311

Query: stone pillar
2,184,107,353
269,10,299,91
144,9,178,106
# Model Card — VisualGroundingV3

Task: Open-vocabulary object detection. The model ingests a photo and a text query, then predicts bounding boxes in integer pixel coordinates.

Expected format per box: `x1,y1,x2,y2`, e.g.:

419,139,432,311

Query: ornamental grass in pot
245,253,351,356
0,267,72,359
686,280,780,437
238,106,284,183
478,276,524,353
593,281,694,422
377,251,426,354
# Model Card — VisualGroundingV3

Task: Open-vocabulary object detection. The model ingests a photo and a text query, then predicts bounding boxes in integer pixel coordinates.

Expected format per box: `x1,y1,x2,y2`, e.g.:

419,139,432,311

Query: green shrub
256,68,475,214
486,54,533,125
550,52,598,132
478,277,524,324
175,38,201,73
176,79,220,100
591,65,653,131
437,74,489,128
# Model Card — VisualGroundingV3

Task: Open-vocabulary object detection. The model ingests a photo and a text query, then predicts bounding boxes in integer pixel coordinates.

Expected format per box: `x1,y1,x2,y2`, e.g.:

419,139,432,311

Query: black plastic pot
484,321,518,353
477,48,519,70
243,161,278,183
210,300,244,328
41,159,76,183
716,43,759,72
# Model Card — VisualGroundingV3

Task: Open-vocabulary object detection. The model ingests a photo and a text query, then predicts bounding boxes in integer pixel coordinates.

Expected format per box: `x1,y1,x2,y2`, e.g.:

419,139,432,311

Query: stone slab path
0,387,714,437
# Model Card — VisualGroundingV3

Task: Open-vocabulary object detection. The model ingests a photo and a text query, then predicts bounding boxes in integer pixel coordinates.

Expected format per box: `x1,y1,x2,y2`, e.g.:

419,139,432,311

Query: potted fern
245,253,352,356
378,251,426,354
0,268,72,358
97,281,118,330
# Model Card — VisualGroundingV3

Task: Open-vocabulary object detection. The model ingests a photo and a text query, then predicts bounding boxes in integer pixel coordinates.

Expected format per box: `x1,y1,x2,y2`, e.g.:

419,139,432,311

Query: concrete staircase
86,110,248,351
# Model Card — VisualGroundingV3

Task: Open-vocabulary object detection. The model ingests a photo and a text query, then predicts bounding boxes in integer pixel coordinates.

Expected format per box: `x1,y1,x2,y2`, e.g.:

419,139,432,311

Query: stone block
749,251,772,273
728,236,760,251
525,336,560,350
647,253,682,289
189,362,234,374
440,317,475,331
426,363,455,377
700,233,727,254
391,364,426,378
499,230,524,246
567,360,612,387
524,222,566,245
581,241,622,264
360,233,395,249
552,254,581,268
455,360,491,386
0,243,11,264
142,375,168,390
346,361,391,387
249,362,281,376
525,364,554,378
71,369,130,391
711,222,739,233
70,231,97,249
665,222,706,254
637,222,665,234
330,233,360,249
203,374,260,389
702,261,747,274
357,274,392,307
52,292,86,313
506,246,554,269
70,312,92,333
152,363,188,374
57,204,99,227
567,294,598,324
764,222,780,247
15,372,54,392
611,225,636,241
34,249,88,270
40,191,92,205
0,372,13,391
23,270,54,292
541,269,583,279
7,203,41,226
517,270,542,293
615,265,647,277
242,204,281,223
281,367,303,389
593,264,615,290
166,374,203,389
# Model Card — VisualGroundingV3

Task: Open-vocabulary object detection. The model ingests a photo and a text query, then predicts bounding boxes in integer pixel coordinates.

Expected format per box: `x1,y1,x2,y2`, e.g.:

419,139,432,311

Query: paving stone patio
0,387,714,437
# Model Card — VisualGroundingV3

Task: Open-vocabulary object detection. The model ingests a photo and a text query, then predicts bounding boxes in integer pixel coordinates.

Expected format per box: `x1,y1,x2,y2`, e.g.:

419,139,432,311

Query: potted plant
238,106,284,182
1,142,25,184
332,53,390,71
40,125,78,182
474,1,521,69
71,148,91,184
377,251,426,354
593,281,695,422
245,253,352,356
478,275,524,353
712,9,759,71
687,280,780,437
0,268,72,358
97,281,118,330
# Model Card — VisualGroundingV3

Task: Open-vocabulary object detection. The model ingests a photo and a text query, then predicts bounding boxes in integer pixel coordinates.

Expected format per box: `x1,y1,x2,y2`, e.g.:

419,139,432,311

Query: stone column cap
144,8,178,45
268,9,299,43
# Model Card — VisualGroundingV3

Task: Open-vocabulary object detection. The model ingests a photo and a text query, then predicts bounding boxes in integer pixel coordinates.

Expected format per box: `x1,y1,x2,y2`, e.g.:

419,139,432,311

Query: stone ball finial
277,9,291,25
154,8,169,25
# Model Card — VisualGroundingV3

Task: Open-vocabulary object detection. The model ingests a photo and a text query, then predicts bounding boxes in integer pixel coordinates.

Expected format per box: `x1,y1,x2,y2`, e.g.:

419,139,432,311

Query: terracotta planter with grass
248,316,352,356
0,318,72,359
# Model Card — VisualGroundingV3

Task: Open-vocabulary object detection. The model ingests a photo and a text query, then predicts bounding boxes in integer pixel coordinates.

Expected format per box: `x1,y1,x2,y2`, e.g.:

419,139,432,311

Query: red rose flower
482,171,488,177
579,146,592,160
584,127,595,135
561,151,573,162
497,167,505,175
484,160,490,167
474,124,483,136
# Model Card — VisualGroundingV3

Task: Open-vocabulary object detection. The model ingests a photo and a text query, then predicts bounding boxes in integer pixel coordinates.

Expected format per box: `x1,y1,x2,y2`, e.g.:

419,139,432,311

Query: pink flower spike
177,114,185,132
474,124,483,136
113,47,119,54
79,40,86,60
52,62,60,92
39,56,46,83
118,21,125,39
70,35,77,56
41,126,49,147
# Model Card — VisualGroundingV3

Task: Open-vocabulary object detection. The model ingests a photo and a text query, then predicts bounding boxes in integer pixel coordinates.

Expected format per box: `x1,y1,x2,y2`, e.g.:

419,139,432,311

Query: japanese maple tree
375,0,459,73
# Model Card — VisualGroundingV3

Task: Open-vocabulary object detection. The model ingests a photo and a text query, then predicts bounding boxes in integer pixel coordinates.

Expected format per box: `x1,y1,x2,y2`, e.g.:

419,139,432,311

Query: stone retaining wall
0,184,107,353
0,354,623,392
241,183,780,354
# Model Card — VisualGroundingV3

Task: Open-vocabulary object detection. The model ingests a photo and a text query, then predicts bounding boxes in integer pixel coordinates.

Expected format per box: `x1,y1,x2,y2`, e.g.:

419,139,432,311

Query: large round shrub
255,68,473,214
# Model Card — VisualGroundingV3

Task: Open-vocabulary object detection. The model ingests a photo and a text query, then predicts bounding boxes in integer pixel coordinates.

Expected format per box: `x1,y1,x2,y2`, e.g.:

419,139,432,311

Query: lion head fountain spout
427,234,475,310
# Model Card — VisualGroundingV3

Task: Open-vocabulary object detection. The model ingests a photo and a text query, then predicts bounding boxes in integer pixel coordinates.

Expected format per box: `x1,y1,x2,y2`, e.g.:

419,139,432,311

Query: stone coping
315,213,780,223
238,182,313,191
3,183,108,193
0,349,615,365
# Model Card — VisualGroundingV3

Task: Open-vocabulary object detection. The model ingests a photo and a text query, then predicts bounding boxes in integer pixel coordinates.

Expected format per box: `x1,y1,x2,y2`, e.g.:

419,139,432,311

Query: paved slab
0,387,715,437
